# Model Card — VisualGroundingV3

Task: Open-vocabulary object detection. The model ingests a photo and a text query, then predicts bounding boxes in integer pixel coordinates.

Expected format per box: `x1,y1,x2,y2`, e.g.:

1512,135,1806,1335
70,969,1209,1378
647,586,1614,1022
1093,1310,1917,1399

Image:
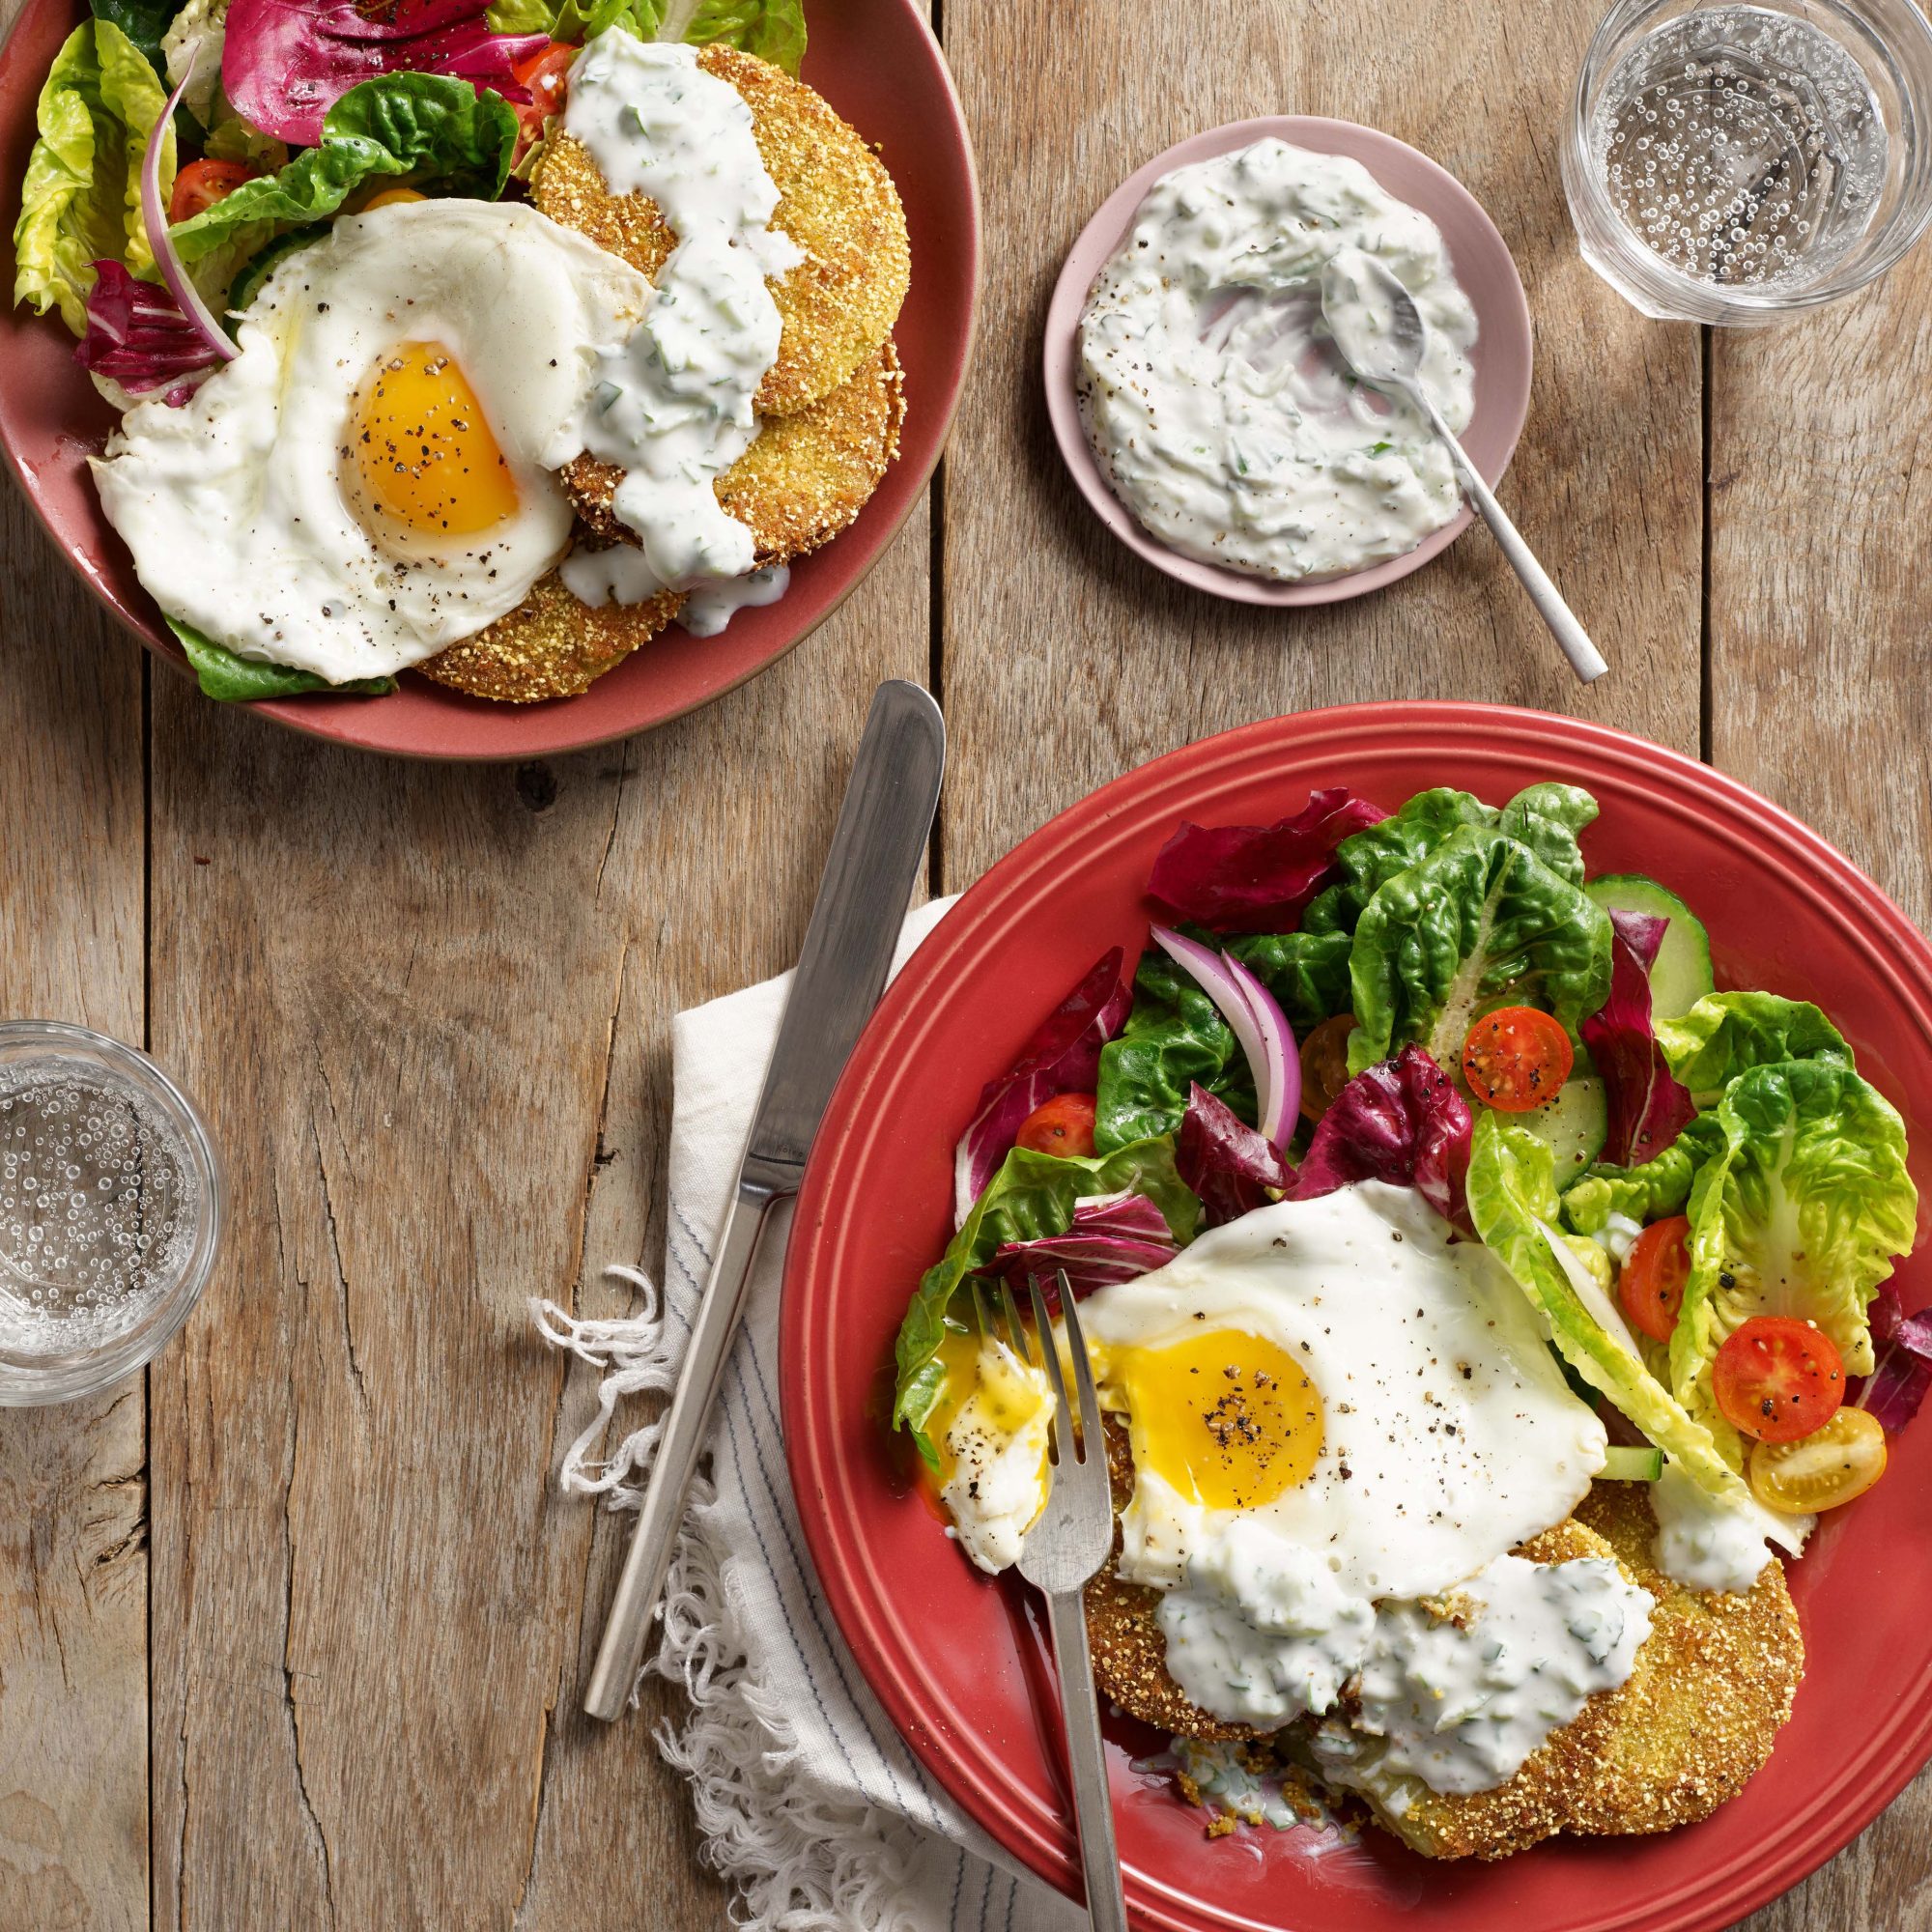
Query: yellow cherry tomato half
1748,1405,1888,1515
362,186,428,212
1298,1014,1355,1123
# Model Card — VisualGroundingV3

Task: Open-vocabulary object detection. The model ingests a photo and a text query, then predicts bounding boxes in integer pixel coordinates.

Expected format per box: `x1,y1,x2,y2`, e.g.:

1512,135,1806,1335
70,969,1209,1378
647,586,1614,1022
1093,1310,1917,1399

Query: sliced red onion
139,70,238,368
1150,924,1299,1146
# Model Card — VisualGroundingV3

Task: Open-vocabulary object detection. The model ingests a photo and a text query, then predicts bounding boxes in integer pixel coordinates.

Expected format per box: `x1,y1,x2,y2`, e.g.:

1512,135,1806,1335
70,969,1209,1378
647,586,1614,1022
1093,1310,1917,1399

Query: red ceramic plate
781,702,1932,1932
0,0,978,758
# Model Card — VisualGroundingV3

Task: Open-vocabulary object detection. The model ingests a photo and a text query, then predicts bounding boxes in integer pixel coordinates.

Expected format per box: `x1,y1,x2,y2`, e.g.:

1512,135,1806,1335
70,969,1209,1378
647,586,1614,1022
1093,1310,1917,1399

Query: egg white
92,200,655,683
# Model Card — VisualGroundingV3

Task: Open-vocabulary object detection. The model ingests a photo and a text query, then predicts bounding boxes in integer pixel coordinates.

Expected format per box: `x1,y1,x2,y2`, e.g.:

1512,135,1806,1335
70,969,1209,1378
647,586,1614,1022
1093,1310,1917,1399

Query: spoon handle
1418,393,1608,686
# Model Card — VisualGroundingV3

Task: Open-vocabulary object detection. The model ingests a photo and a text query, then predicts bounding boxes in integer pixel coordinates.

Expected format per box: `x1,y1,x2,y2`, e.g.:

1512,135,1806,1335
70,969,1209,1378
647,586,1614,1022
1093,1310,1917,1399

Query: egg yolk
1108,1329,1321,1511
350,339,518,548
927,1327,1049,1486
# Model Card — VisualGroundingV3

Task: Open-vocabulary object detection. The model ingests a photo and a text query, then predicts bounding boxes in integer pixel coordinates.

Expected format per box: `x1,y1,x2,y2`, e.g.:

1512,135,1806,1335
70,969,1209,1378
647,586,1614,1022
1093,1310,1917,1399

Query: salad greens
1346,825,1613,1076
1466,1114,1754,1504
90,0,185,76
169,72,521,263
14,18,173,334
483,0,807,72
892,1139,1199,1466
899,774,1924,1521
168,618,396,699
1673,1058,1917,1459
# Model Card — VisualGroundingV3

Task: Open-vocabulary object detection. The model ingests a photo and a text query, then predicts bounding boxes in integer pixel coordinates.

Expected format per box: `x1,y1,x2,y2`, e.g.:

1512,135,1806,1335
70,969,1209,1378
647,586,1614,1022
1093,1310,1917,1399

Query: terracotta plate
0,0,979,757
782,702,1932,1932
1043,119,1532,607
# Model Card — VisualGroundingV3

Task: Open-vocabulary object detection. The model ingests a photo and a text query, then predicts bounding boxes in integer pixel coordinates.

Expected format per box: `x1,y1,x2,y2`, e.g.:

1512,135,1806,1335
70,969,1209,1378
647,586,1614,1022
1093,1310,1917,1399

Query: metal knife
583,678,947,1721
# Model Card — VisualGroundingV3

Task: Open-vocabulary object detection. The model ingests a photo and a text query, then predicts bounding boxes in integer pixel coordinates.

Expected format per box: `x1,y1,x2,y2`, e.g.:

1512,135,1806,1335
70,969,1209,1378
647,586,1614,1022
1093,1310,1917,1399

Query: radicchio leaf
952,948,1131,1228
1579,908,1696,1167
1146,787,1388,936
980,1191,1179,1303
222,0,545,146
74,260,219,404
1856,1281,1932,1432
1178,1083,1288,1227
1293,1044,1473,1231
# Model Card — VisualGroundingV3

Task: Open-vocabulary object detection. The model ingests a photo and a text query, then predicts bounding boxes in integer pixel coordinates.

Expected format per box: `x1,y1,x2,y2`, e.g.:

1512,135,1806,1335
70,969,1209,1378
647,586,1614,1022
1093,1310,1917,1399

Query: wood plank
939,0,1704,890
145,509,926,1926
1709,252,1932,1932
0,499,149,1929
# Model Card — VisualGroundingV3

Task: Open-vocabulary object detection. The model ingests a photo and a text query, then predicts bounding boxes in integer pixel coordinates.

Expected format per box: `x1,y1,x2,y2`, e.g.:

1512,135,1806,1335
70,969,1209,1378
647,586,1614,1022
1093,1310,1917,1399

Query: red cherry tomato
510,42,577,156
168,158,262,225
1461,1006,1576,1112
1015,1094,1097,1159
1712,1315,1845,1443
1619,1215,1691,1343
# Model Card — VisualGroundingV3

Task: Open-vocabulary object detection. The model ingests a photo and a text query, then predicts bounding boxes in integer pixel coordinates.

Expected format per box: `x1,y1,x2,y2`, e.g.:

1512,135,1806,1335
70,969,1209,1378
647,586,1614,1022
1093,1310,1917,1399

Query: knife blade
583,678,946,1720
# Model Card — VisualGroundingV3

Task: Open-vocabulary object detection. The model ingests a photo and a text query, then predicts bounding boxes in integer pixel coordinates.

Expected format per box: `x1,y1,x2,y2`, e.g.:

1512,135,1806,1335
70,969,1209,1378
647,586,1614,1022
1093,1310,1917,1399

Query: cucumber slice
1585,873,1715,1022
1602,1445,1664,1482
224,226,328,333
1517,1073,1607,1188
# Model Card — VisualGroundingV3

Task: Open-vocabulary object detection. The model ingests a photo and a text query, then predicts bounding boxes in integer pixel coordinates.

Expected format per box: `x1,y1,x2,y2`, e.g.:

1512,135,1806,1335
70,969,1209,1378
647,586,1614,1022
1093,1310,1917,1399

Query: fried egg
92,200,655,683
1082,1183,1606,1604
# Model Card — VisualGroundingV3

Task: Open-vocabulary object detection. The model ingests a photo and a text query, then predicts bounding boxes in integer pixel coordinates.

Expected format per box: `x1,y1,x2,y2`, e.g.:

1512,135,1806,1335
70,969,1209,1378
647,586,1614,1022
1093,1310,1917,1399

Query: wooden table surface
3,0,1928,1925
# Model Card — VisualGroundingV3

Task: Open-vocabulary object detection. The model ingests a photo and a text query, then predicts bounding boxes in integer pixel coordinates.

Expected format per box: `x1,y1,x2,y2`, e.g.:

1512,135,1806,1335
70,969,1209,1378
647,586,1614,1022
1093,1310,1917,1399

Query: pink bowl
1042,117,1533,608
0,0,980,758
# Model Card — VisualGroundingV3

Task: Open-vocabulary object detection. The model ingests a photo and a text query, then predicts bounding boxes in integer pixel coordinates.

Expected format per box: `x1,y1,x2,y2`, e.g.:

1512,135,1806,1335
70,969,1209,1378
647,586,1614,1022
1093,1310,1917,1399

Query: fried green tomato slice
417,557,682,703
531,43,910,414
561,337,903,564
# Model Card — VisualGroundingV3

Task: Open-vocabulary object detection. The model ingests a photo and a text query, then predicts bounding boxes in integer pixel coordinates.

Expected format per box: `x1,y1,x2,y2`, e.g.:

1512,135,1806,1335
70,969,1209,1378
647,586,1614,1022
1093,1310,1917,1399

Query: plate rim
781,699,1932,1932
0,0,981,760
1040,116,1534,608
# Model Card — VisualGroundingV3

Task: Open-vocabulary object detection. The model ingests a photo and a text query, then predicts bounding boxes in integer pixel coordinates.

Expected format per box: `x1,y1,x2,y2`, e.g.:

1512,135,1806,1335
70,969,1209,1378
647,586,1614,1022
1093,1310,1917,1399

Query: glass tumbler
1563,0,1932,322
0,1022,221,1406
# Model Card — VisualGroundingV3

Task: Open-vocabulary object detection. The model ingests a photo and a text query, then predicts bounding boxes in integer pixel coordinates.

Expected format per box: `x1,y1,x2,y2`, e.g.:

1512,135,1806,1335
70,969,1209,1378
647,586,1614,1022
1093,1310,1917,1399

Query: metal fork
997,1273,1130,1932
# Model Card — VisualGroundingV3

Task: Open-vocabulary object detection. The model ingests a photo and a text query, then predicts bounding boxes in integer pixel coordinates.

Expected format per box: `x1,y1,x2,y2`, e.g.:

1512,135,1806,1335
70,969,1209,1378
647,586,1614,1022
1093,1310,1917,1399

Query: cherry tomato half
1619,1215,1691,1343
1749,1405,1887,1514
1461,1006,1576,1112
1712,1315,1845,1442
1015,1093,1096,1159
1298,1014,1355,1124
168,158,262,226
510,42,577,156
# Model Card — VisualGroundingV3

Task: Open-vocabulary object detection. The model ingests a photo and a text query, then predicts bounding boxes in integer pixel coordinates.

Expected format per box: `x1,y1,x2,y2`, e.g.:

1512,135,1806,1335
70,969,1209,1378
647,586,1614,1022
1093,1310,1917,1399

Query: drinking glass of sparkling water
1564,0,1932,322
0,1023,220,1406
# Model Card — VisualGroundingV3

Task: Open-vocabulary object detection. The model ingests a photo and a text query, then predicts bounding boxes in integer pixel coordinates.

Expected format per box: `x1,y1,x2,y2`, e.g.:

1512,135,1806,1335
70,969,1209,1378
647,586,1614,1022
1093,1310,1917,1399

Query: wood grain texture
1708,249,1932,1932
0,498,148,1928
143,504,923,1930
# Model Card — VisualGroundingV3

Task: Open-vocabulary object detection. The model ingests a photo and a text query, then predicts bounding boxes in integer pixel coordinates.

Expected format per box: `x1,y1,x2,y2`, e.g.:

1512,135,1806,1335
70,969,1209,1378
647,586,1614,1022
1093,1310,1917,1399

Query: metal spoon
1320,251,1608,685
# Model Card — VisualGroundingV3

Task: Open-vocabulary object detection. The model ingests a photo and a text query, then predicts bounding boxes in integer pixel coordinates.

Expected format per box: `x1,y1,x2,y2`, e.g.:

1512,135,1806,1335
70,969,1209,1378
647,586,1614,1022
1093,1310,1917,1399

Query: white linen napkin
535,899,1084,1932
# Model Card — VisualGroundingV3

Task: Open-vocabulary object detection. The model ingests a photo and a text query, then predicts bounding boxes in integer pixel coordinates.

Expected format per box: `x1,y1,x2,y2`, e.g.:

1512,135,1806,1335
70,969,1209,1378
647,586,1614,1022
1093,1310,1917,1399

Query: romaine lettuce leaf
1496,781,1598,887
1346,826,1613,1076
891,1138,1199,1464
1671,1058,1917,1463
1656,991,1852,1105
1466,1112,1754,1504
1561,1113,1724,1236
1094,946,1257,1151
91,0,184,76
1300,787,1495,935
167,72,520,265
168,616,396,699
14,18,173,335
482,0,805,71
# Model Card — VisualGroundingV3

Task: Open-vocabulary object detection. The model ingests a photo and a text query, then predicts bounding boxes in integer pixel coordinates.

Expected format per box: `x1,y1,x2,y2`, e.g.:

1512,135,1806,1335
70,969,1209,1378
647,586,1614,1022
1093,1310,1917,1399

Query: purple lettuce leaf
223,0,544,146
1578,908,1697,1167
1178,1082,1289,1227
73,262,220,406
952,948,1132,1227
1146,787,1388,936
980,1190,1178,1303
1856,1282,1932,1432
1293,1044,1473,1231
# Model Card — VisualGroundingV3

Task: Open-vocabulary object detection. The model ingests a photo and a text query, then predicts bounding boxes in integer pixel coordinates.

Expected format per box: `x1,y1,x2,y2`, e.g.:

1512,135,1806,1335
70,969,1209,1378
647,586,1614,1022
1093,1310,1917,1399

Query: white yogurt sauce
563,34,799,600
681,562,791,636
1317,1554,1654,1798
559,552,791,637
1157,1519,1377,1726
1076,139,1477,582
1650,1458,1812,1595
